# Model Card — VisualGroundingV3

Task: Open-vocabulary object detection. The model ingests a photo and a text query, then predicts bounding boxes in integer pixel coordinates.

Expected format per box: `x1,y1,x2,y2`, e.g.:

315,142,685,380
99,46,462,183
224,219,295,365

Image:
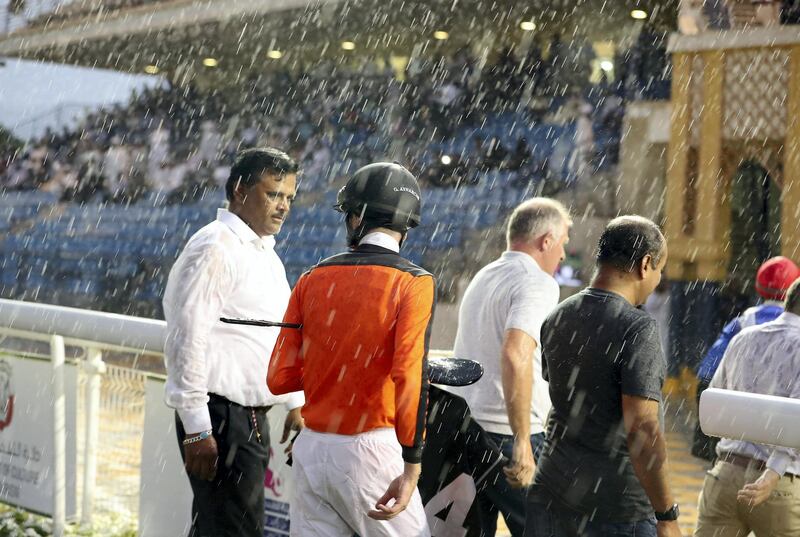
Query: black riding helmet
334,163,422,246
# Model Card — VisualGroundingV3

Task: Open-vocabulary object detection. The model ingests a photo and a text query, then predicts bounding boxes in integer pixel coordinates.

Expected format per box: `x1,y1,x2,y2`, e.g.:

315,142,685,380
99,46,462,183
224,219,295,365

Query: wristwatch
654,504,680,521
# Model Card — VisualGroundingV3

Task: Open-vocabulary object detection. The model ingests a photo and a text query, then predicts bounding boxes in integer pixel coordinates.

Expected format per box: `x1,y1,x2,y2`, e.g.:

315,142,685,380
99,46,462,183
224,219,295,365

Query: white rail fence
0,298,463,537
0,298,171,536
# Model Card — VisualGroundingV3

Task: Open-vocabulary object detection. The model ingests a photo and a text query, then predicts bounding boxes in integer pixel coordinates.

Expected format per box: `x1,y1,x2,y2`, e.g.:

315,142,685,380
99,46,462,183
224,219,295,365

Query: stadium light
441,155,452,165
433,30,449,40
600,60,614,72
520,21,536,31
144,65,159,74
267,50,283,59
341,41,356,51
631,9,648,20
202,57,218,67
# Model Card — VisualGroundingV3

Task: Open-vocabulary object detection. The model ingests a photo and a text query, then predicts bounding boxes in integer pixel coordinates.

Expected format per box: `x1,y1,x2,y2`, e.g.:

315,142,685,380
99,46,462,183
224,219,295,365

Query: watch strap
654,503,680,521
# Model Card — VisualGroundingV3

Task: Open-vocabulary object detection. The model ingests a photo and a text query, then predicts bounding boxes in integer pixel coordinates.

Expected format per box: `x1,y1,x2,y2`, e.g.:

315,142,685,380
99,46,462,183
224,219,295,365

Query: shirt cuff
177,406,212,435
284,391,305,411
766,451,792,476
402,445,423,464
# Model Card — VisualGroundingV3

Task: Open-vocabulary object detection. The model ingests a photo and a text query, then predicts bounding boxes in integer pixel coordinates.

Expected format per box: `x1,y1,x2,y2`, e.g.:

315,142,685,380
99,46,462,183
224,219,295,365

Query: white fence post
51,334,66,537
81,347,105,527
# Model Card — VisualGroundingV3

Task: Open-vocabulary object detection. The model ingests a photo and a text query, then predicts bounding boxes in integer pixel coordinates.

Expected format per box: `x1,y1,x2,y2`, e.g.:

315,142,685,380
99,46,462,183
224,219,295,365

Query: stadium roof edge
0,0,340,56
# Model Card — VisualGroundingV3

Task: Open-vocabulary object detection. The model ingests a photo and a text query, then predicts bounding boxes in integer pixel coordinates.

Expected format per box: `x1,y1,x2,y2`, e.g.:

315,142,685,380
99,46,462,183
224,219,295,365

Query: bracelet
182,430,213,445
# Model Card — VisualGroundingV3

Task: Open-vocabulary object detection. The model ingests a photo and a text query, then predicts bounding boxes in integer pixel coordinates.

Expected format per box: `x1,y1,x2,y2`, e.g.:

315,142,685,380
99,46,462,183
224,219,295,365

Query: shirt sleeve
618,317,666,401
505,276,560,346
283,391,305,410
163,241,235,434
759,342,800,475
540,316,552,383
765,447,799,476
392,274,436,464
268,275,306,396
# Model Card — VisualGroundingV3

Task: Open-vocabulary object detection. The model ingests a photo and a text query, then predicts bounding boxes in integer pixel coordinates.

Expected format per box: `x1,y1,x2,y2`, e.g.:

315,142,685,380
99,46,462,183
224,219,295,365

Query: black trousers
175,394,270,537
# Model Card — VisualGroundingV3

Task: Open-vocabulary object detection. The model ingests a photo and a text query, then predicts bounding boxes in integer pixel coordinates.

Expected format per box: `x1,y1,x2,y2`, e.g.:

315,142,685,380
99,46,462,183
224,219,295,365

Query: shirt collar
217,208,276,250
359,231,400,253
501,250,542,272
777,311,800,328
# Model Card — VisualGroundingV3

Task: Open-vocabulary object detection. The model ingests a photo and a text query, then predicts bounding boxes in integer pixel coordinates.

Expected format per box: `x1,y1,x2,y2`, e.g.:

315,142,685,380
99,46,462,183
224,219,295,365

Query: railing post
81,347,105,527
50,334,66,537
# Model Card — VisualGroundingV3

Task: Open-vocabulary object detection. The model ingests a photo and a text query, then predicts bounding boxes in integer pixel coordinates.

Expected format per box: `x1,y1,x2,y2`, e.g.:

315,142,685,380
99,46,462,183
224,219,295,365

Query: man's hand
737,469,780,507
503,437,535,488
281,408,304,443
183,434,218,481
368,462,421,520
656,520,683,537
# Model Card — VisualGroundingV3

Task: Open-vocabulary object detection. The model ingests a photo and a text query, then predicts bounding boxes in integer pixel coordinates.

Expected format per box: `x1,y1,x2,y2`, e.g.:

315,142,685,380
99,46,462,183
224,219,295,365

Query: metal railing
0,297,456,535
0,298,165,535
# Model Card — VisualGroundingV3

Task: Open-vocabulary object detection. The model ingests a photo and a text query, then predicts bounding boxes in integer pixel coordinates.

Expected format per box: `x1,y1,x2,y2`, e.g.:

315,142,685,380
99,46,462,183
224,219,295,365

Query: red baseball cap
755,256,800,300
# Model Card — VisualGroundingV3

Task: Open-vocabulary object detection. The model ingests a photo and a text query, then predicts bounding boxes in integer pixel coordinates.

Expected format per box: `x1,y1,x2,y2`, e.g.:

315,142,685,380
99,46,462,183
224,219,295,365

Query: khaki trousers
695,460,800,537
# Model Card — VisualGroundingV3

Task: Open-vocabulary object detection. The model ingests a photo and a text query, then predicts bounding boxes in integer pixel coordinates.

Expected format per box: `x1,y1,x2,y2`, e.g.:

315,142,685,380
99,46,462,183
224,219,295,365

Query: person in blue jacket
692,256,800,459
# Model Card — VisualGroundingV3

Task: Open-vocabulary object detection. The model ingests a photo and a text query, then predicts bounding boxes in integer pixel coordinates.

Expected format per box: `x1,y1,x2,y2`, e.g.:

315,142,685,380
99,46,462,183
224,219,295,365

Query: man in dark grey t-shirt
525,216,683,537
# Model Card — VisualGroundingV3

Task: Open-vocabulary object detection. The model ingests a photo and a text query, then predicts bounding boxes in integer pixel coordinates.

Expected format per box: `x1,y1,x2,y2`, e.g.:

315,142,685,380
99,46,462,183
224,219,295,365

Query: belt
208,393,272,413
207,393,270,444
718,451,798,479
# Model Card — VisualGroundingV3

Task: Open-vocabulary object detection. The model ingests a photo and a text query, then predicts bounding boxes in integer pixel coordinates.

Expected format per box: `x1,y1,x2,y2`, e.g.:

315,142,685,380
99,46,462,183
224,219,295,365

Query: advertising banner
0,354,77,517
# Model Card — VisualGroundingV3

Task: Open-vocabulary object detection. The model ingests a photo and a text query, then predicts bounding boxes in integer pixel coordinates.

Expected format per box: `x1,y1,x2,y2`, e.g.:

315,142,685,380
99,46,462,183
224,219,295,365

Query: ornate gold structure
666,27,800,282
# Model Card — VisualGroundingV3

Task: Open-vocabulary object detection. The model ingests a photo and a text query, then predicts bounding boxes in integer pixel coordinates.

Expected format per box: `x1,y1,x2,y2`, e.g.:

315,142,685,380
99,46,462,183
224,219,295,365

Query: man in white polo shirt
449,197,570,536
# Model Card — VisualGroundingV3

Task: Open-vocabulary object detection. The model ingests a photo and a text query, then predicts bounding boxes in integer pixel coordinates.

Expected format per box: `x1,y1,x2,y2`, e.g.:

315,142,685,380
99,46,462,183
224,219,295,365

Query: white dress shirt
711,312,800,476
163,208,304,434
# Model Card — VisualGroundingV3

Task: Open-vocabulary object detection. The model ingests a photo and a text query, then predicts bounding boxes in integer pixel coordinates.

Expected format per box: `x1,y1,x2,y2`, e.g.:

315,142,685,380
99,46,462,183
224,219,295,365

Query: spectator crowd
0,31,670,204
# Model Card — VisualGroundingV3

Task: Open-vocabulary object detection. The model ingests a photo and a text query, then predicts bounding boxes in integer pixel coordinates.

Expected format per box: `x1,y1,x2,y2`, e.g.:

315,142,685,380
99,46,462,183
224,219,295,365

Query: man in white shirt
448,198,571,536
163,147,305,537
695,276,800,537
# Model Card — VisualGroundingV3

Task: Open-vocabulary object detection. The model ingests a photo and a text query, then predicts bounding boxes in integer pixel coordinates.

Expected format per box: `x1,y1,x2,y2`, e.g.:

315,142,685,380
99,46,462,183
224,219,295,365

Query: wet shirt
711,312,800,476
531,288,666,523
268,239,436,463
163,209,304,434
449,251,560,435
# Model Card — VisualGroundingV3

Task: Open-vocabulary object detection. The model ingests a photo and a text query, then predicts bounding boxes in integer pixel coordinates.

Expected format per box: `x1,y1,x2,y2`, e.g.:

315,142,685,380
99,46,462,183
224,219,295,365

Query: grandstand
0,161,567,317
1,0,670,316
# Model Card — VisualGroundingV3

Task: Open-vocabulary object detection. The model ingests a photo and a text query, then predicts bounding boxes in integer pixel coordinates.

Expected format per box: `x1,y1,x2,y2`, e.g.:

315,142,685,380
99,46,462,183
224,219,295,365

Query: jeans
477,432,545,537
525,502,657,537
